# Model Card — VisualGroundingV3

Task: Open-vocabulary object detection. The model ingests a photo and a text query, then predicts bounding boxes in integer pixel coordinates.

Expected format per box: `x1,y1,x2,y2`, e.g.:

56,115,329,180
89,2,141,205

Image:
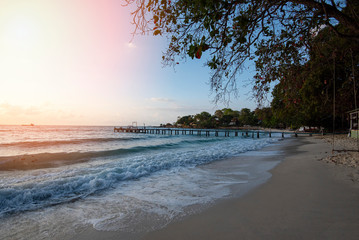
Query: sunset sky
0,0,258,126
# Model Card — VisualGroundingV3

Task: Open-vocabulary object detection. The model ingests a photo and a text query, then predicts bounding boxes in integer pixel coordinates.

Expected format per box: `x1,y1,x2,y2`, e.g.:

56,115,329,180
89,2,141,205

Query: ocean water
0,125,286,239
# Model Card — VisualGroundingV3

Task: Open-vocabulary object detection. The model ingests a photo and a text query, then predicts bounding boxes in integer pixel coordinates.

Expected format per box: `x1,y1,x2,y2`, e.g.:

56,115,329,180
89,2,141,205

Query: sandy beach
142,136,359,240
72,136,359,240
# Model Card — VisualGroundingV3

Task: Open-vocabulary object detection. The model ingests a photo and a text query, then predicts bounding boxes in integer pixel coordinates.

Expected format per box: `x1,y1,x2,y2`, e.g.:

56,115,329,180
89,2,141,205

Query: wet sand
72,136,359,240
142,137,359,240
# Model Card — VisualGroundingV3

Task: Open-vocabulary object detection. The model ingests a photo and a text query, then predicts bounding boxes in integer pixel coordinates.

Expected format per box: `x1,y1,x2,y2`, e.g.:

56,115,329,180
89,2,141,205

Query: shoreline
142,137,359,240
71,138,291,240
71,137,359,240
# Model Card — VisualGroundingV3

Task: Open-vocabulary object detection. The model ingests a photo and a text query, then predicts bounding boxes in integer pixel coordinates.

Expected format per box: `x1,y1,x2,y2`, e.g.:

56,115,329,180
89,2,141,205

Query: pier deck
114,127,323,138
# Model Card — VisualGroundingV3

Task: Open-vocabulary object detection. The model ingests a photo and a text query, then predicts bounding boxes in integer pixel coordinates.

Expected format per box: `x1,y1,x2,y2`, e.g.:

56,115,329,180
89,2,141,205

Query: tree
194,111,218,128
238,108,257,126
221,114,234,126
255,107,274,127
218,108,239,126
125,0,359,102
222,108,239,117
270,23,359,130
176,115,194,127
213,109,223,118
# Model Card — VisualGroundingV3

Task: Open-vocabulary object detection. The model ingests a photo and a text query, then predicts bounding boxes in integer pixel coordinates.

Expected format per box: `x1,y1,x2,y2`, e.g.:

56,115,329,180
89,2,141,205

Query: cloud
0,102,83,125
0,103,32,116
148,97,174,103
144,105,206,114
127,42,136,49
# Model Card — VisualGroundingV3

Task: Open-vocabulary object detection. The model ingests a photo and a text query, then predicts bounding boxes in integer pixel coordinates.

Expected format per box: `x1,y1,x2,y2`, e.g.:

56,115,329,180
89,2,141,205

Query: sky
0,0,259,126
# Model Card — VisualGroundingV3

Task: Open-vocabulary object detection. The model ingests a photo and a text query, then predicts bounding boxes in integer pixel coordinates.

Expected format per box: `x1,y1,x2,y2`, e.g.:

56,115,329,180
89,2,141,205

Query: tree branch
292,0,359,37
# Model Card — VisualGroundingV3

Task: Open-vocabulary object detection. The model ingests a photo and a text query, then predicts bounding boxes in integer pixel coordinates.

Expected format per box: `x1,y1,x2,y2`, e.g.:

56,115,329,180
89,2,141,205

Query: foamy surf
0,125,286,239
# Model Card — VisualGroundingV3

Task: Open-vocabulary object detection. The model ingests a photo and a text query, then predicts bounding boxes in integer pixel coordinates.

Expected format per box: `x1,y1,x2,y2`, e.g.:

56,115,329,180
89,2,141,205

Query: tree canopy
175,108,258,128
125,0,359,103
271,23,358,129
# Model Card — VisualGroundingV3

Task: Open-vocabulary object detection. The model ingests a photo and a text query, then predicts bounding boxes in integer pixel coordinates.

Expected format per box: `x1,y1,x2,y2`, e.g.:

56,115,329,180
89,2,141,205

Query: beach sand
142,137,359,240
321,134,359,169
73,136,359,240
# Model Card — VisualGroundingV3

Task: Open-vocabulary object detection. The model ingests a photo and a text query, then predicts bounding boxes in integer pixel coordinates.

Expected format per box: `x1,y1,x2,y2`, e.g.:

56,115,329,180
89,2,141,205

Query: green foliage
270,24,359,130
126,0,359,129
238,108,257,126
125,0,359,103
254,107,273,128
176,115,194,127
174,108,262,128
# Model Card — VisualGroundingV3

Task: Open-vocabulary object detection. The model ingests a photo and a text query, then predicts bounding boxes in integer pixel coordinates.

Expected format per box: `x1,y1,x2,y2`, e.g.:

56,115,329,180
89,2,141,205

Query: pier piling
114,127,318,139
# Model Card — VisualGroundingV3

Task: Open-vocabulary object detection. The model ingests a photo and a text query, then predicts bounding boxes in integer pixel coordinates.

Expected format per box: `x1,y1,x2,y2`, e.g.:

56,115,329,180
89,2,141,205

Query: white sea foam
0,136,280,216
0,126,286,239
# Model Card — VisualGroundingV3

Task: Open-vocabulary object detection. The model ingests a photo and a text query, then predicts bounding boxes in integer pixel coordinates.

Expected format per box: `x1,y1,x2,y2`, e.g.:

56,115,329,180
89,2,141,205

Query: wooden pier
113,127,322,138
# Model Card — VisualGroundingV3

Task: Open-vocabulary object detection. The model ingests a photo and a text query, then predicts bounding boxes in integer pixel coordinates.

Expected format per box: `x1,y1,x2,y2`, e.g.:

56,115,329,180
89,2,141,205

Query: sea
0,125,288,239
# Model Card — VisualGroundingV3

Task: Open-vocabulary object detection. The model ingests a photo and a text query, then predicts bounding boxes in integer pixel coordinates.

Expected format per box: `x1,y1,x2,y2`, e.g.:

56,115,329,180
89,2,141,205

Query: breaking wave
0,135,279,216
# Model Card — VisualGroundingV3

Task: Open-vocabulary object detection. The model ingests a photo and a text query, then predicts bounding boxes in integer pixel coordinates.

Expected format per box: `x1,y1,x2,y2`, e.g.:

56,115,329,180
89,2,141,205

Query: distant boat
21,123,35,126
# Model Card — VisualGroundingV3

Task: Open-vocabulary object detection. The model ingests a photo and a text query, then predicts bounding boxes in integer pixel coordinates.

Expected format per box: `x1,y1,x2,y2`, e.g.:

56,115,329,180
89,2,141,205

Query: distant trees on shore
170,108,271,129
166,101,351,130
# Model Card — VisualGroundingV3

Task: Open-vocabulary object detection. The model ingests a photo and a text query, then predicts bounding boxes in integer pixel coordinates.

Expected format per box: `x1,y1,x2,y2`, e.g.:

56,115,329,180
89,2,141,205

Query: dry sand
321,135,359,167
142,137,359,240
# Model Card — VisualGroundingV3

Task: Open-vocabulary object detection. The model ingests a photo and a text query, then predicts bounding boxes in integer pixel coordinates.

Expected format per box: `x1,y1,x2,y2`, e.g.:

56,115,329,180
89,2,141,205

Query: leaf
153,15,159,24
154,29,162,36
188,45,196,59
195,47,202,59
202,43,209,51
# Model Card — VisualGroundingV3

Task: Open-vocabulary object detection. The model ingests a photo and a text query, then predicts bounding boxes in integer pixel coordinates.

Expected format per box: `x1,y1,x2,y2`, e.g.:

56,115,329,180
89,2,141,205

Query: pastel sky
0,0,259,126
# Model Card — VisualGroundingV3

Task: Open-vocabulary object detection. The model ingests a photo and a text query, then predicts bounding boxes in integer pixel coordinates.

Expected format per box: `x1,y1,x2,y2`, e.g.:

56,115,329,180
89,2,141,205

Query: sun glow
1,16,41,79
1,1,56,100
4,15,39,43
0,0,139,125
0,0,229,126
